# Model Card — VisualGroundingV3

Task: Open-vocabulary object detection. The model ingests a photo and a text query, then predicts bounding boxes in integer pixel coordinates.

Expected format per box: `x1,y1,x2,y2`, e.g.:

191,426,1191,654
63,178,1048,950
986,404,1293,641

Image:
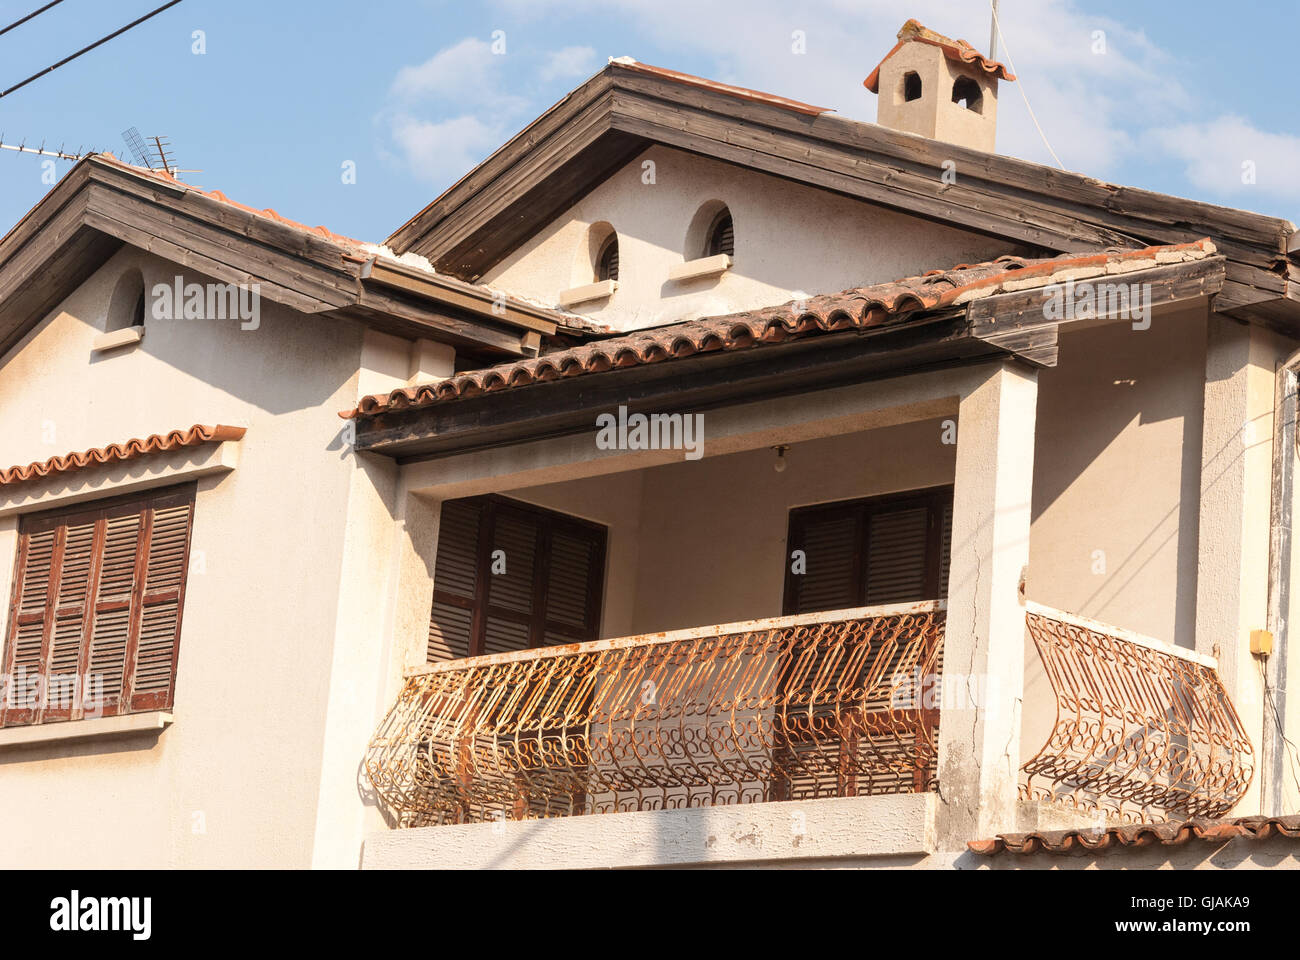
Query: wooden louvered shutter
427,495,606,662
784,487,953,614
129,489,195,711
1,484,195,726
428,499,483,661
2,527,58,724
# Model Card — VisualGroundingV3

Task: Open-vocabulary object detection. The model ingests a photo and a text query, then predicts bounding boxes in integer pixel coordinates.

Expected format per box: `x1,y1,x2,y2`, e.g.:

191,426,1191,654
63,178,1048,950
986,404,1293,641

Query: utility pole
989,0,1000,59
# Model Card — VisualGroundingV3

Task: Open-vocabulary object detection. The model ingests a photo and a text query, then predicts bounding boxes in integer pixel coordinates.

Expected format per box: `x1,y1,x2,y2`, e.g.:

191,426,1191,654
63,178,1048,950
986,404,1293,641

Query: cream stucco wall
0,247,396,868
507,420,955,638
1027,305,1208,648
480,145,1023,331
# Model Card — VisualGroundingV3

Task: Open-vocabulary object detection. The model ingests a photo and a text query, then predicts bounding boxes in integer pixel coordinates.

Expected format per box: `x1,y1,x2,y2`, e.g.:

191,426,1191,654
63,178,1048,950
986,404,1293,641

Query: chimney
864,19,1014,153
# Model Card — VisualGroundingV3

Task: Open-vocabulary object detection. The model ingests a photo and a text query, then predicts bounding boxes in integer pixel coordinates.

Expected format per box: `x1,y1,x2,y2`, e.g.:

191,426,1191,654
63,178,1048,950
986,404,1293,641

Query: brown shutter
784,487,953,614
129,491,194,711
1,484,195,726
427,496,606,662
428,499,482,662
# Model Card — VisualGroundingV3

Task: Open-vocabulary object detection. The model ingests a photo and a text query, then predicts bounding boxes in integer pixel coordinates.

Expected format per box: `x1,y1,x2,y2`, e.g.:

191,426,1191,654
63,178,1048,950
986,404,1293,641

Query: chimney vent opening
901,71,922,103
951,76,983,113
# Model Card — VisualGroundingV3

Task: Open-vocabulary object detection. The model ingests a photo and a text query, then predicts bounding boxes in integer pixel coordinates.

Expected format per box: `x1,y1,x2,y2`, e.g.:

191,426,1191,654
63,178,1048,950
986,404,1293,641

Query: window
783,486,953,615
704,209,734,258
595,234,619,282
951,76,982,112
1,484,196,726
774,486,951,801
428,495,606,662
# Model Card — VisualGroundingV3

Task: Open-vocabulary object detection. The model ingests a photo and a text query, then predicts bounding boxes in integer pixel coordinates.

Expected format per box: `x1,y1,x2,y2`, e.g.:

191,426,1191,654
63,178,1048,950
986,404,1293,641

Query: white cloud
388,113,506,186
541,45,598,81
1148,116,1300,203
389,37,525,113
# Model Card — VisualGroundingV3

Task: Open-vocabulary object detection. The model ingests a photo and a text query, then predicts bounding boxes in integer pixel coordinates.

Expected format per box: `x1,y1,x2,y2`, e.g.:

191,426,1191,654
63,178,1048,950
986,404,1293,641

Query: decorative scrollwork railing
1020,602,1254,822
365,602,945,826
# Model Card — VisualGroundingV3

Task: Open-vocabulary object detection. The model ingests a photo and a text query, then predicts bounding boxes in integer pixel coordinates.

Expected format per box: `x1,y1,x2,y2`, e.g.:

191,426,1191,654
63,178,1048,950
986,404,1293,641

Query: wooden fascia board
359,257,558,336
967,257,1228,366
387,71,617,252
353,317,1004,460
391,64,1292,280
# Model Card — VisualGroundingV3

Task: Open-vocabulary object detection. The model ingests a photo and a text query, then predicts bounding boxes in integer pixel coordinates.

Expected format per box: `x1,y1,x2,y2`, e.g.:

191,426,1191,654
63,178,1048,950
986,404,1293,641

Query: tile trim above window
0,425,242,518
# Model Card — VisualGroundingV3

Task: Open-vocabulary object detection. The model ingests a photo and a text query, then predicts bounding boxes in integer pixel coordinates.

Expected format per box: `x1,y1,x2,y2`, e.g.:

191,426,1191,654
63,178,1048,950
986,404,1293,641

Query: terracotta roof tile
865,19,1015,94
968,815,1300,856
344,240,1216,418
0,424,246,487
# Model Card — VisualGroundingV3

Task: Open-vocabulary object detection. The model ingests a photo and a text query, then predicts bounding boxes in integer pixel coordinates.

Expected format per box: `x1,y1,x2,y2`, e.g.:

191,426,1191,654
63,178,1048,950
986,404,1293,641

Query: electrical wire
1257,656,1300,812
0,0,184,100
988,0,1066,170
0,0,65,39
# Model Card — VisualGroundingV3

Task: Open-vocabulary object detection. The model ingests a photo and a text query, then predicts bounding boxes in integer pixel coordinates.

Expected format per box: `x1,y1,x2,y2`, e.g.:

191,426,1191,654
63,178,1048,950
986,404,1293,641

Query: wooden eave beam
968,257,1228,367
353,314,1013,461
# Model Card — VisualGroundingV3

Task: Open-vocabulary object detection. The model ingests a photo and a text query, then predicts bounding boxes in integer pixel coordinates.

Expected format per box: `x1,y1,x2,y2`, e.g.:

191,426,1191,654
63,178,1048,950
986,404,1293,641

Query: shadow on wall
82,250,361,419
1029,314,1207,645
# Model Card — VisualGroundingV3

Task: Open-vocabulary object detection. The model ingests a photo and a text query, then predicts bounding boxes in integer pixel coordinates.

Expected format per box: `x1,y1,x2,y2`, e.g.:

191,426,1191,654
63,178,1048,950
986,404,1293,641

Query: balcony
365,600,1255,834
365,601,945,826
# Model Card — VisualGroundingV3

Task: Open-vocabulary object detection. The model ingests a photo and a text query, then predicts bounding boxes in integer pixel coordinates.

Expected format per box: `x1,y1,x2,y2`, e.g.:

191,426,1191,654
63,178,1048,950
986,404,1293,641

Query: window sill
91,325,145,355
667,253,732,283
0,710,173,749
557,279,617,308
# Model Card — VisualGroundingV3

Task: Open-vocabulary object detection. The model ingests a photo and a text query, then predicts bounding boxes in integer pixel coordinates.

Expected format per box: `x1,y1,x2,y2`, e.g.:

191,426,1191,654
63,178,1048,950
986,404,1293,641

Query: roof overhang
387,60,1297,333
353,256,1226,462
0,157,567,363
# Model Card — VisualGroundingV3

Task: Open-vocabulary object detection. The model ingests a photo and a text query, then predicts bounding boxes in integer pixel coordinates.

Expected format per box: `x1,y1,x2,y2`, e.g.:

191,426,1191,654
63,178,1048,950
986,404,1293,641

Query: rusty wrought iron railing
365,602,945,826
1020,602,1254,822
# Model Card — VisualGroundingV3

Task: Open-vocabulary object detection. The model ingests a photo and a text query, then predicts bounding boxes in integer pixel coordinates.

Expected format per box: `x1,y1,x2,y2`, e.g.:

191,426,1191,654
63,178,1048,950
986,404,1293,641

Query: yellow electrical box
1251,629,1274,656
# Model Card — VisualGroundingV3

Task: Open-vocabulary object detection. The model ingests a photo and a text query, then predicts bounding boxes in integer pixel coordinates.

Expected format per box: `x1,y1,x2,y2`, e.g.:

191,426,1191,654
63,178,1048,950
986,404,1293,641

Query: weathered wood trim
968,258,1227,365
355,316,1007,460
391,63,1295,283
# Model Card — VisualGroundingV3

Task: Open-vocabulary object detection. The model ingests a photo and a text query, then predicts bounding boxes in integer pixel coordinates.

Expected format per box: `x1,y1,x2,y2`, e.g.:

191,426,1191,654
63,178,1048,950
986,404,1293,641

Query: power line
0,0,65,39
988,0,1066,171
0,0,184,101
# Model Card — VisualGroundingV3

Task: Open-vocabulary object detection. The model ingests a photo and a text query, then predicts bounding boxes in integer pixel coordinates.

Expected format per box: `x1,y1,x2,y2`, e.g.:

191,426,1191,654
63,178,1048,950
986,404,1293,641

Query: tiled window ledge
91,325,145,354
557,279,617,308
667,253,732,283
0,711,173,749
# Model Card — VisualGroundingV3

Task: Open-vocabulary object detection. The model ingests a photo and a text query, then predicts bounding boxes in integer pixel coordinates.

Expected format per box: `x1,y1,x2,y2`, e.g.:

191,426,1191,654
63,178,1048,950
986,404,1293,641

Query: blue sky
1,0,1297,245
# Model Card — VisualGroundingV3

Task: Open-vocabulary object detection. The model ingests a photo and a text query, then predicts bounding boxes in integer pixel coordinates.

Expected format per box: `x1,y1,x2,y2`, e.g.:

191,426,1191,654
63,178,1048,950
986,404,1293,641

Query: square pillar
936,361,1038,849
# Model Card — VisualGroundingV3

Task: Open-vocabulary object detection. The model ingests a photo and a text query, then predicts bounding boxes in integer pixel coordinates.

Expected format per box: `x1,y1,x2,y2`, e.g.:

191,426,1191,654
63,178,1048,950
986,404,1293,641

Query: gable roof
864,18,1015,93
346,239,1219,419
0,155,585,364
386,58,1297,330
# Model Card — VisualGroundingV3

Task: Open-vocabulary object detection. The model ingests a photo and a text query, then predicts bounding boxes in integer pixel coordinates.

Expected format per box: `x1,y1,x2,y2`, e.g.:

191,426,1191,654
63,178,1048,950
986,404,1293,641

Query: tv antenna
121,126,200,175
0,134,96,162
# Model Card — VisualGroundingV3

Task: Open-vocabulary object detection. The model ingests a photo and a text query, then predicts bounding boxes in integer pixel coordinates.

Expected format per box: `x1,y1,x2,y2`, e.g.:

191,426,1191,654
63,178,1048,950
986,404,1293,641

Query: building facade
2,22,1299,869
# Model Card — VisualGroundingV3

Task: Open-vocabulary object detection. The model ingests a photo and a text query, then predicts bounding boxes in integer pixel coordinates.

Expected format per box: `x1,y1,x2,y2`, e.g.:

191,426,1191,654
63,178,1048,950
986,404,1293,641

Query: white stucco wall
0,247,391,868
481,145,1023,331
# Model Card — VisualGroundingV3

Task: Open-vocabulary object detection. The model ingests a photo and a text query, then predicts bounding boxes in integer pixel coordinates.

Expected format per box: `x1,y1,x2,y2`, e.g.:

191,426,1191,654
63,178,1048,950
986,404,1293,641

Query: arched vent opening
705,209,734,258
952,76,982,112
596,234,619,282
902,71,922,102
106,268,147,334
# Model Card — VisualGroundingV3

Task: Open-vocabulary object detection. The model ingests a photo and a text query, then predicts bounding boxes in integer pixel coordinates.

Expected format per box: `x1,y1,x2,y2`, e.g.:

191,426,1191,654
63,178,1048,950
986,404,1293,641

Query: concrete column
1195,314,1294,815
936,361,1037,849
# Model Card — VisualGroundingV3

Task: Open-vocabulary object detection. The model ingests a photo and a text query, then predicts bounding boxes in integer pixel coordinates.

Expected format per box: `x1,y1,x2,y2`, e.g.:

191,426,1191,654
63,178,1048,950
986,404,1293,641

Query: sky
0,0,1297,245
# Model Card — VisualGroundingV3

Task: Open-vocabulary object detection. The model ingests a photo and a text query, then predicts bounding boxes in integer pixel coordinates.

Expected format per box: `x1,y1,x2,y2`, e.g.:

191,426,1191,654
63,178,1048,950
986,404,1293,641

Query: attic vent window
596,235,619,282
705,210,734,258
952,76,982,112
902,71,922,102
